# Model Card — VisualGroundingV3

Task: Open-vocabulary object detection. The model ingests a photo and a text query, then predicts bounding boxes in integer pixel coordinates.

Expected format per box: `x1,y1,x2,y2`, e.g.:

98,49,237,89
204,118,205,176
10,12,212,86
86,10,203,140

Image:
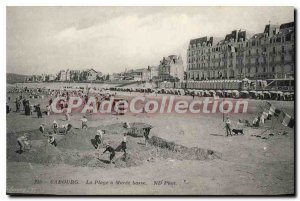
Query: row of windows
188,34,294,56
188,49,294,64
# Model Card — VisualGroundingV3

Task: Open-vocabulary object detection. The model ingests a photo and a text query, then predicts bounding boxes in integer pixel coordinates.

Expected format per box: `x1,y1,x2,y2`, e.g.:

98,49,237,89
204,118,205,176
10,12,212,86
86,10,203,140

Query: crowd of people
9,85,269,164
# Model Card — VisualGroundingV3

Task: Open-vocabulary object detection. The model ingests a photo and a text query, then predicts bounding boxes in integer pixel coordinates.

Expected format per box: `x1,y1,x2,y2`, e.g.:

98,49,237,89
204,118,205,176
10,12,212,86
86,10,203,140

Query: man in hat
225,116,232,137
102,143,115,164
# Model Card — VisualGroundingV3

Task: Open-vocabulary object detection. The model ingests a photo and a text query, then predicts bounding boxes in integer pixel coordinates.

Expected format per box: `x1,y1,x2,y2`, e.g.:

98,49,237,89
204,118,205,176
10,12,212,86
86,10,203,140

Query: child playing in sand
93,130,104,149
53,120,58,134
101,144,115,164
47,134,57,147
81,115,88,129
17,133,30,154
39,124,45,134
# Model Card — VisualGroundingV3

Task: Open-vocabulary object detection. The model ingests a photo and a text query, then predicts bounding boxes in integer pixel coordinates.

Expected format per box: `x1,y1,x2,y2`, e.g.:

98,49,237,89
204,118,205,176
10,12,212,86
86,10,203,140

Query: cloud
7,7,294,75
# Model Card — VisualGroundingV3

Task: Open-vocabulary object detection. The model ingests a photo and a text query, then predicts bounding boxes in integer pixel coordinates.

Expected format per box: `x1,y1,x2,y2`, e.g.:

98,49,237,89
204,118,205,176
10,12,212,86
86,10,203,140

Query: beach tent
232,90,240,98
284,92,291,101
209,90,216,97
263,91,271,100
270,91,278,100
256,91,264,100
277,91,284,101
249,91,257,99
240,91,249,98
216,90,224,97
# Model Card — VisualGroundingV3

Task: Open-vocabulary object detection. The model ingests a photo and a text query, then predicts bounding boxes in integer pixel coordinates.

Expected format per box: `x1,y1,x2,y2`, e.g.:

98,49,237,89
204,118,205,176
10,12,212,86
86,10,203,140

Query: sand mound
101,122,152,137
7,123,220,168
148,136,221,160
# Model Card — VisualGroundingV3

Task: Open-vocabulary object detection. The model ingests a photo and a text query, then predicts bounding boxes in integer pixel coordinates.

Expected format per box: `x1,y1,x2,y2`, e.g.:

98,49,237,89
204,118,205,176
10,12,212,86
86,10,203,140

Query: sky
7,6,294,75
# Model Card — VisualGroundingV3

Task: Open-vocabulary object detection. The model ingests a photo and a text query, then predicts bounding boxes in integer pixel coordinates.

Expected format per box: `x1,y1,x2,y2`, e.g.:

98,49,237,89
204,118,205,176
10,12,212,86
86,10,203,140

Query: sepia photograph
6,6,295,195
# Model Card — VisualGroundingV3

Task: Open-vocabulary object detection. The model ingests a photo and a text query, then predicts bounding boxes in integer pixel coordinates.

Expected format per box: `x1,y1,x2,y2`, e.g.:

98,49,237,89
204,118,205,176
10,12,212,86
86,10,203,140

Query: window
272,66,275,72
281,46,285,52
273,47,276,53
276,37,281,43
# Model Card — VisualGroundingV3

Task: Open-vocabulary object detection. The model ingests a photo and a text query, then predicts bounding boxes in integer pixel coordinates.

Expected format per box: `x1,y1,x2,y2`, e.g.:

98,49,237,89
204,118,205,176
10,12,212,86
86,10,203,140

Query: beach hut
284,92,291,101
232,90,240,98
270,91,278,100
277,91,284,101
240,91,249,99
203,90,210,97
263,91,271,100
216,90,224,97
256,91,264,99
290,92,295,101
209,90,216,97
249,91,257,99
225,90,233,98
178,89,185,96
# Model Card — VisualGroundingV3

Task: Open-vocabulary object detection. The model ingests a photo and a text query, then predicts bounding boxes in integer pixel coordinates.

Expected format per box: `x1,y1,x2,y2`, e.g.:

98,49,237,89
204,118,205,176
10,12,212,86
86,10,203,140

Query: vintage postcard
6,6,295,195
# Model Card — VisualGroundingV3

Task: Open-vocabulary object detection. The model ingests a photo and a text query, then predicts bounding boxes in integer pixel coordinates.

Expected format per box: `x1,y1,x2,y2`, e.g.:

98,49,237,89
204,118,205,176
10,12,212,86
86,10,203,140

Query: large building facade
157,55,184,82
187,22,295,80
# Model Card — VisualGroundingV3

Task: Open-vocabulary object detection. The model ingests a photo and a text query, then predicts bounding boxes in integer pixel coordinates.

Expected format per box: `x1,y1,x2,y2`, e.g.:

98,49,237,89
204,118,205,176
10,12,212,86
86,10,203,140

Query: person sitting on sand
47,134,57,147
124,122,131,129
39,124,45,134
81,115,88,129
101,143,115,164
17,133,30,154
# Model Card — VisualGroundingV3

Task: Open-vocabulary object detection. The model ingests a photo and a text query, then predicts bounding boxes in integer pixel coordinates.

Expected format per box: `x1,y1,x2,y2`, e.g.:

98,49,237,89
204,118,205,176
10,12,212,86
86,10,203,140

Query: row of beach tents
108,87,294,101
